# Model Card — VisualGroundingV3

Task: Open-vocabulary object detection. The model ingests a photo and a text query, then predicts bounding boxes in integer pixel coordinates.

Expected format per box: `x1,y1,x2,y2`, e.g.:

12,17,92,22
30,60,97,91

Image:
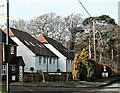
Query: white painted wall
35,56,47,72
11,37,36,72
35,57,58,72
66,59,74,72
47,58,58,72
44,44,67,72
11,37,59,73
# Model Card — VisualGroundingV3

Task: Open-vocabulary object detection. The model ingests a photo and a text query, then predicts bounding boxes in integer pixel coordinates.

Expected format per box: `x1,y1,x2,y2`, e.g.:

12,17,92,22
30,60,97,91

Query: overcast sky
0,0,119,24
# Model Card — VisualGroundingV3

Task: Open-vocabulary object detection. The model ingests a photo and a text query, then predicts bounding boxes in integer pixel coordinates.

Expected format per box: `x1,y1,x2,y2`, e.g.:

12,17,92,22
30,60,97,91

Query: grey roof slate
10,56,25,66
10,28,58,58
0,29,17,45
43,35,74,59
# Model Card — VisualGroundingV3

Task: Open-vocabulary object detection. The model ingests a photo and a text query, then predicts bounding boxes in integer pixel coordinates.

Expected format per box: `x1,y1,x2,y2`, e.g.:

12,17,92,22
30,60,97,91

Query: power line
77,0,91,17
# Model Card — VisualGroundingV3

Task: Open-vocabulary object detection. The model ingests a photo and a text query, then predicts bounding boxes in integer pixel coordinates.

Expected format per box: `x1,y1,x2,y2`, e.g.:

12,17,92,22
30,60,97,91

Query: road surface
9,80,120,93
10,86,92,93
91,80,120,93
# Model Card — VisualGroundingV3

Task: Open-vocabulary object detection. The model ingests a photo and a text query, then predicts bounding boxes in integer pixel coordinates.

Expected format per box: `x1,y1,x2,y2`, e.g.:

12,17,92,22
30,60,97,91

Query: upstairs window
10,46,15,54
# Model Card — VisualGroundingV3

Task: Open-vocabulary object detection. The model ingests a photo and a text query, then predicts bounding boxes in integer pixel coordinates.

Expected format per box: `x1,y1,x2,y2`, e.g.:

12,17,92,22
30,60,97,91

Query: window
71,60,73,65
2,65,6,75
49,58,52,65
10,46,14,54
39,57,42,64
37,43,42,48
11,66,16,71
53,58,55,65
67,60,73,65
67,59,70,65
43,57,46,64
29,41,35,46
24,40,30,45
103,66,106,71
3,43,5,61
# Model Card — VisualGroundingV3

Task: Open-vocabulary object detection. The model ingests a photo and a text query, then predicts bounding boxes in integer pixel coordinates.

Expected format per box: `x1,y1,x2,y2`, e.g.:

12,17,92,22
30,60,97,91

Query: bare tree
27,13,56,37
10,13,83,46
10,19,27,31
63,14,84,50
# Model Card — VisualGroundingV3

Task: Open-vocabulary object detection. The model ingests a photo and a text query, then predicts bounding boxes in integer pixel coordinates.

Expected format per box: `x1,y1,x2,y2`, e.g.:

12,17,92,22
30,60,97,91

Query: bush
77,49,94,81
35,70,44,82
78,62,87,80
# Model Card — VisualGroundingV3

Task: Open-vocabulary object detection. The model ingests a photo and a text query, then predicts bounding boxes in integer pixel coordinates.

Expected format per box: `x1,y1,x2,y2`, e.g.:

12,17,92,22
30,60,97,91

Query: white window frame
10,46,14,54
103,66,106,71
2,65,6,75
29,41,35,46
67,59,70,65
24,40,30,45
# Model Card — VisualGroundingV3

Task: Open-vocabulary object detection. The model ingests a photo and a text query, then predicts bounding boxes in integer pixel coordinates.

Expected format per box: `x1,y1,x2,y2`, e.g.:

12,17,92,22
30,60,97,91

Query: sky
0,0,119,24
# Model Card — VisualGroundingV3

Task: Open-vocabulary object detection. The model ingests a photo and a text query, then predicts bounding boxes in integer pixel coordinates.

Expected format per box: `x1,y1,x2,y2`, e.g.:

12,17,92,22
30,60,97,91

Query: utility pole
6,0,9,92
111,49,114,60
92,20,96,62
77,0,98,62
88,38,91,59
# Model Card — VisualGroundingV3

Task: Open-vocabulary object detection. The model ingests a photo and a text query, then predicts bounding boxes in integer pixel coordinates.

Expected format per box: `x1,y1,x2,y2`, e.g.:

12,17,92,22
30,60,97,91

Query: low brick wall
24,72,72,82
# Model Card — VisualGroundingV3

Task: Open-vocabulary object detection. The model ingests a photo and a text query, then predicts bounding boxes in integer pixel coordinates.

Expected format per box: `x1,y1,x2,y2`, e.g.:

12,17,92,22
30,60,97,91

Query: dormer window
29,41,35,46
10,46,14,54
24,40,30,45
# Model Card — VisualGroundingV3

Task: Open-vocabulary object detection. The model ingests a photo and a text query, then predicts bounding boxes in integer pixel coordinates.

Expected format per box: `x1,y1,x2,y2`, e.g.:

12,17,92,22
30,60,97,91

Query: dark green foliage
96,15,116,25
78,60,95,81
82,17,95,26
78,62,87,80
82,15,116,26
69,27,84,50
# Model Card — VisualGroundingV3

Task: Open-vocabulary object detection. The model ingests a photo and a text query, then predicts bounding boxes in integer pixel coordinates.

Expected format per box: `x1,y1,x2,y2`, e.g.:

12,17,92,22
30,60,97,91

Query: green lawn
0,86,7,93
0,92,7,93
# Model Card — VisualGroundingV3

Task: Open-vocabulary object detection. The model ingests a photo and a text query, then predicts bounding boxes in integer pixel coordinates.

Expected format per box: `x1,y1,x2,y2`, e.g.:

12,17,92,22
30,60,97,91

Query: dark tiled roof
10,56,25,66
42,35,74,59
0,29,17,45
10,28,58,58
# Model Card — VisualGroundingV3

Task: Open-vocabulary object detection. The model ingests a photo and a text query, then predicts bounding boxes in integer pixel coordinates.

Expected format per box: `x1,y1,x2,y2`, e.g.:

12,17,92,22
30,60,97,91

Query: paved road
91,80,120,93
10,86,92,93
9,80,120,93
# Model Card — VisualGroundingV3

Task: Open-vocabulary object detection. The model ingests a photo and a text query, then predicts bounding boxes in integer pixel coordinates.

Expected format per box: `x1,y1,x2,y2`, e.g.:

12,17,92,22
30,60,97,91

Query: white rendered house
37,36,74,72
6,28,59,73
